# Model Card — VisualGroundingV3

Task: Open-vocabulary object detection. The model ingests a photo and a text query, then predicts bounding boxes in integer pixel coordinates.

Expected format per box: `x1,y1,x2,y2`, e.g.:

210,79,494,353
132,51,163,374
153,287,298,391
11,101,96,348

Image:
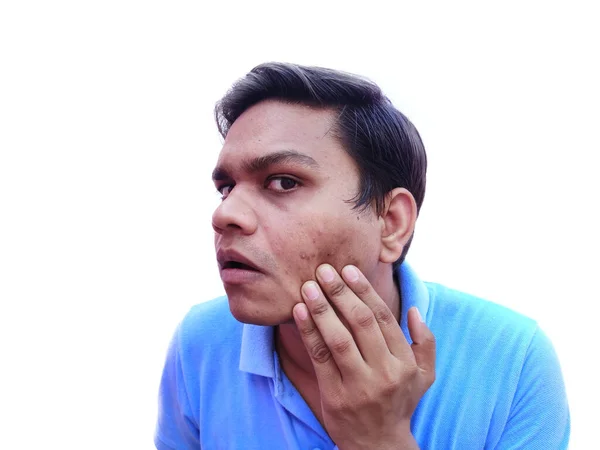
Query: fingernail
342,265,359,282
303,281,320,301
318,265,335,283
295,303,308,321
414,307,425,323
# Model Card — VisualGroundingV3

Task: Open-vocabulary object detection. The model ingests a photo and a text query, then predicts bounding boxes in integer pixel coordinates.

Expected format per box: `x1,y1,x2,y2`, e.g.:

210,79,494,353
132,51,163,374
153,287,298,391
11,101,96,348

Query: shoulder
423,282,542,385
425,282,538,341
417,283,569,446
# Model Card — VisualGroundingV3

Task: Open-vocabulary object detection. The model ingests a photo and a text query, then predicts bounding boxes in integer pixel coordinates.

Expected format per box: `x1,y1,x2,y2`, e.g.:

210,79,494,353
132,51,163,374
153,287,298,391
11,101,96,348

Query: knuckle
408,363,420,378
381,379,400,396
310,342,333,364
310,301,329,317
372,305,394,326
326,396,351,413
330,337,353,355
327,280,347,298
398,362,419,382
353,280,371,297
299,322,318,338
381,363,401,384
422,332,437,351
426,333,437,347
354,308,376,329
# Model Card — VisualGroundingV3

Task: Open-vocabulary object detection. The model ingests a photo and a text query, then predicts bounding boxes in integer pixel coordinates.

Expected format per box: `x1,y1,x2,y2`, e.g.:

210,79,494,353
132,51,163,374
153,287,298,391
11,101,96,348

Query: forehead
217,100,343,164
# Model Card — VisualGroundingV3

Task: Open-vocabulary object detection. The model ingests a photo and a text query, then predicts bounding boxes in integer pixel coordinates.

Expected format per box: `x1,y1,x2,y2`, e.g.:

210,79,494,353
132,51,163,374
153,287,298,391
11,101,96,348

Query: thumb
408,307,436,377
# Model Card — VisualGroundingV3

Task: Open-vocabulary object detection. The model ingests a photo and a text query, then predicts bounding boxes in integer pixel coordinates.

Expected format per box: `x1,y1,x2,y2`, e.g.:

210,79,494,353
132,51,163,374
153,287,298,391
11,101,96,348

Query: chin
226,291,294,326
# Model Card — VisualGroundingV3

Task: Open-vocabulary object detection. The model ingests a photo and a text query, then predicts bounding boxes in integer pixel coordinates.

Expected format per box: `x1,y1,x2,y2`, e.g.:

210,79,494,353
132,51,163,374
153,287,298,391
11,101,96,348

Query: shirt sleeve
155,324,200,450
495,326,570,449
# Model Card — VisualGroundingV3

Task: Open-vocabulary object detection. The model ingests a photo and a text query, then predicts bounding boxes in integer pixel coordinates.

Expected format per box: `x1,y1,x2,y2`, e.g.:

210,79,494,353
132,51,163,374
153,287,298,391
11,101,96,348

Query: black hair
215,62,427,266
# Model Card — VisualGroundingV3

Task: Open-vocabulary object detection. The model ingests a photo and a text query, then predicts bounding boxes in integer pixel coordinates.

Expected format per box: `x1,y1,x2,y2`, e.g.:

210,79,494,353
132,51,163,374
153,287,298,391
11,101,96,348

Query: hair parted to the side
214,62,427,267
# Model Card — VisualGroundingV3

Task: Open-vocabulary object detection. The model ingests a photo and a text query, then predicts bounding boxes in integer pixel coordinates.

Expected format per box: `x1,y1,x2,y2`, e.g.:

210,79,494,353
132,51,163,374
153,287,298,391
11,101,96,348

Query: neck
276,265,401,378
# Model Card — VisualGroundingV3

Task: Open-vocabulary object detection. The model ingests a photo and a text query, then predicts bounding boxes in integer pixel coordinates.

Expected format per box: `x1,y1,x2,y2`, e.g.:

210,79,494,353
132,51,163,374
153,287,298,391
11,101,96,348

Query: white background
1,1,598,448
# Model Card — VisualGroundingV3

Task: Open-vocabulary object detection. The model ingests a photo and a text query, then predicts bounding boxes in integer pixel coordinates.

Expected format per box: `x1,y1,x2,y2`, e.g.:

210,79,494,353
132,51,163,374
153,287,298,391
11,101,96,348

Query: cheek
293,222,378,278
269,222,323,282
315,230,360,268
321,215,381,271
269,209,380,284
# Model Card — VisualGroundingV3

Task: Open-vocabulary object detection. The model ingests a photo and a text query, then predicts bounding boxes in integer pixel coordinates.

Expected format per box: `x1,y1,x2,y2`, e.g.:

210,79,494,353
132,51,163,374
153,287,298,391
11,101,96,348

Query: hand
293,264,436,450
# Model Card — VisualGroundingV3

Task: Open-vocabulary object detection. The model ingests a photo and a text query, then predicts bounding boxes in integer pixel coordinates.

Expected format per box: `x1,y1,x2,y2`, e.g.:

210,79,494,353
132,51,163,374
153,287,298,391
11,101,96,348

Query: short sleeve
495,326,570,449
155,324,200,450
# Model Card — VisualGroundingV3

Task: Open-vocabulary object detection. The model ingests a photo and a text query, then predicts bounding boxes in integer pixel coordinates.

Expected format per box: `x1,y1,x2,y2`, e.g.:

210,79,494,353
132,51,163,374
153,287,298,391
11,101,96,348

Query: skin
212,100,436,448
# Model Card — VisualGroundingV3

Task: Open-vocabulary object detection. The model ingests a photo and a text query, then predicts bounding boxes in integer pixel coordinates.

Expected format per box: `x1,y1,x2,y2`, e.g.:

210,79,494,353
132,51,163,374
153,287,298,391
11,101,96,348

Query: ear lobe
379,188,418,264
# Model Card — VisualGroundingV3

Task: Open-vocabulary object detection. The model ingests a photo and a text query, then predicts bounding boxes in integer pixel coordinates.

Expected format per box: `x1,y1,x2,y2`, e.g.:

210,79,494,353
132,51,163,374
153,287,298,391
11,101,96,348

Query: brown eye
266,177,299,192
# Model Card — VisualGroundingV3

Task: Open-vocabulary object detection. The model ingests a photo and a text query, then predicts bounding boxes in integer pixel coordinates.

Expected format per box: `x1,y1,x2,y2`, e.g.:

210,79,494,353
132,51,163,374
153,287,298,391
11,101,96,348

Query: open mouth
222,261,259,271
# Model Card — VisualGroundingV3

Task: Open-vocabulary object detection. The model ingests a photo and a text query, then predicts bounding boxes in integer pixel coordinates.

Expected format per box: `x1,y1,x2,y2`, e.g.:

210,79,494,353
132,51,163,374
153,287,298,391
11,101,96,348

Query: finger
293,302,342,387
407,307,436,378
339,264,412,360
301,279,365,375
316,264,391,366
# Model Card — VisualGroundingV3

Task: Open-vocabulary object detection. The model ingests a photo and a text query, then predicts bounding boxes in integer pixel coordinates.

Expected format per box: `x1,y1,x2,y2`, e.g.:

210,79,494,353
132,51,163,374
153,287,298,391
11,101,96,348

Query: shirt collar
239,323,276,377
397,262,430,344
239,262,430,376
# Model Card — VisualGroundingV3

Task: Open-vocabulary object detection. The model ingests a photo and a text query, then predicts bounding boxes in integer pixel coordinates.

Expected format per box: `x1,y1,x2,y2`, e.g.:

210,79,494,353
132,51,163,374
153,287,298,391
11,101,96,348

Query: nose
211,188,258,236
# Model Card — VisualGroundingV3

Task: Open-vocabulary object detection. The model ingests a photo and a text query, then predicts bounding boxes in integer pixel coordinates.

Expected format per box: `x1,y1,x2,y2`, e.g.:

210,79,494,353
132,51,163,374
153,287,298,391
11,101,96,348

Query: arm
155,325,200,450
495,326,570,449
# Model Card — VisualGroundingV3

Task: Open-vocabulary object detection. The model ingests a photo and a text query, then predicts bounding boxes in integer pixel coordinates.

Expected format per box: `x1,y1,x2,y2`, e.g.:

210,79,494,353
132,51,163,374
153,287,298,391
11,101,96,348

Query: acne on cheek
315,235,359,268
290,223,366,280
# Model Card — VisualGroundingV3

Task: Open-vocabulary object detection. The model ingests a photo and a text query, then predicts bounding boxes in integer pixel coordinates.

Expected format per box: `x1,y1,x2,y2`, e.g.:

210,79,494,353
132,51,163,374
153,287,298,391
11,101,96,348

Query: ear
379,188,418,264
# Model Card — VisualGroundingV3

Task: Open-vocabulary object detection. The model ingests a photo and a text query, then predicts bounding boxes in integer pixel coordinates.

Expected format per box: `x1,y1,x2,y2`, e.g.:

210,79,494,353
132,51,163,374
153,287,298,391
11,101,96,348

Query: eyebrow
211,150,320,181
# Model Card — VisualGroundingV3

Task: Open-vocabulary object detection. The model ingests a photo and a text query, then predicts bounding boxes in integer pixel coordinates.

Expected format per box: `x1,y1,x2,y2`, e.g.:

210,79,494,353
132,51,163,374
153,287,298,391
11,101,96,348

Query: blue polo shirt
155,264,570,449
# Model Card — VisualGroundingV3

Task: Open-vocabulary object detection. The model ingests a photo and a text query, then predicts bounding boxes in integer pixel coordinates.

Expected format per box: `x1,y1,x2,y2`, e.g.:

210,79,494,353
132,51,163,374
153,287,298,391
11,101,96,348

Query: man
155,62,570,449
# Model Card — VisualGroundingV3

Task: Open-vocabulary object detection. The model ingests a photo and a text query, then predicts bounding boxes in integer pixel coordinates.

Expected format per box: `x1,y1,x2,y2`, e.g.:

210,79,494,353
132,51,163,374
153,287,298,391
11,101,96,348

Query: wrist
339,430,419,450
392,432,419,450
383,422,418,450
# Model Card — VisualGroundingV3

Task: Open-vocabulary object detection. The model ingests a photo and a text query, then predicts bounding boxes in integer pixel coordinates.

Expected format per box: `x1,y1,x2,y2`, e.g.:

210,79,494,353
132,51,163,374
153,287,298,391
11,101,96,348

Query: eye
217,184,234,199
265,176,300,192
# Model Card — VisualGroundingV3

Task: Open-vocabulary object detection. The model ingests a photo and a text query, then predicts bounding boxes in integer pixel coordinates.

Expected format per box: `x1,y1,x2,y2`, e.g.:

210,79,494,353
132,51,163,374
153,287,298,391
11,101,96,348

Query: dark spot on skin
348,255,360,267
300,252,318,260
357,216,360,220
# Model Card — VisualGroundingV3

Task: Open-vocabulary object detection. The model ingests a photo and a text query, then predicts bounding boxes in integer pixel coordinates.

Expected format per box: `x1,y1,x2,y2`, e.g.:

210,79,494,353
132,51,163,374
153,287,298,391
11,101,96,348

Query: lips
216,249,262,273
216,249,264,285
221,260,258,271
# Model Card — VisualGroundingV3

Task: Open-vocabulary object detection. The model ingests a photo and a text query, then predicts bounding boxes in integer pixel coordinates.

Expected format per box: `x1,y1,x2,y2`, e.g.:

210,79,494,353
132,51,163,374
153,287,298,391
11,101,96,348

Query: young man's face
212,100,384,325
